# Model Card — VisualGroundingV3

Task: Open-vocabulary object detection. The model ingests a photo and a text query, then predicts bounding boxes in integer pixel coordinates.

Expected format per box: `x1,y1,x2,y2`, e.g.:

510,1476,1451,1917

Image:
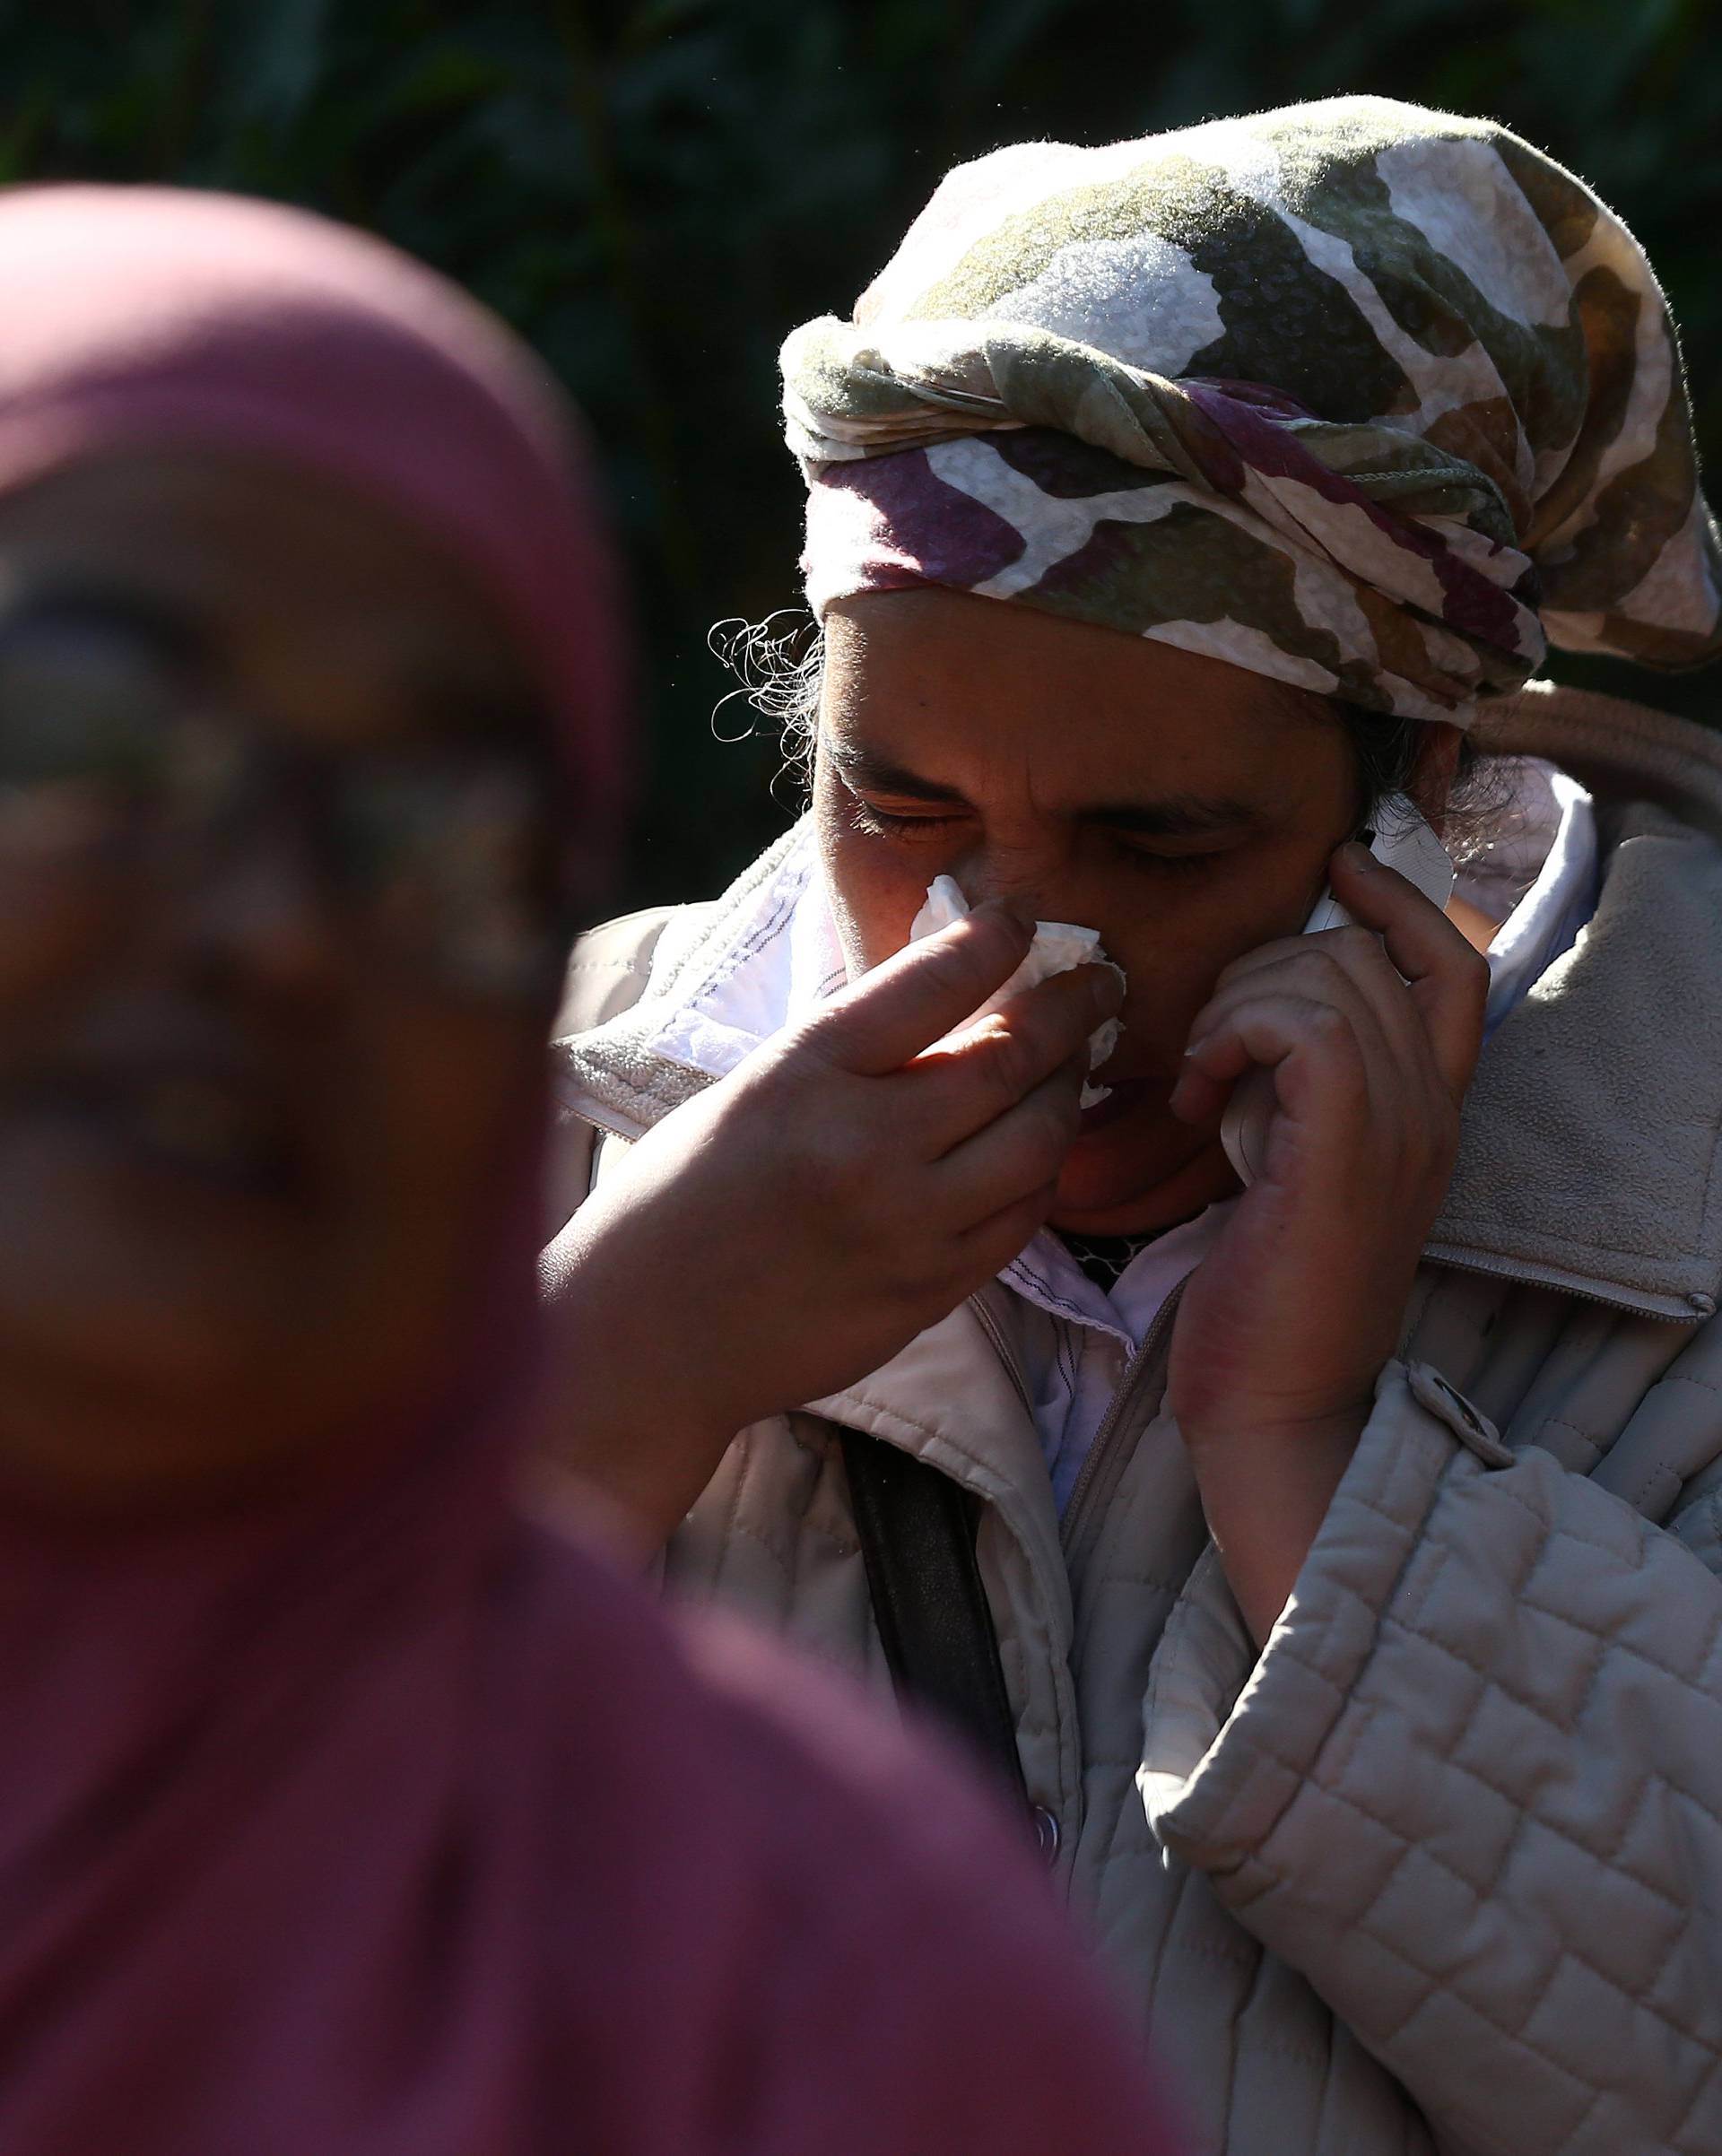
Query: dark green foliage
3,0,1718,900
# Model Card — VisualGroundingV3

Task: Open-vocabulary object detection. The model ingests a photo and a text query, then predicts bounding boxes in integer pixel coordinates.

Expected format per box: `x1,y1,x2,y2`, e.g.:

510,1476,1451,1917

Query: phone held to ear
1218,801,1457,1187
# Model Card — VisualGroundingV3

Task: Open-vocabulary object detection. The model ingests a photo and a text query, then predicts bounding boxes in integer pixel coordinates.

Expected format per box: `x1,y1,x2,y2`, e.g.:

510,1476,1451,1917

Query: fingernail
1338,839,1374,872
1089,962,1126,1017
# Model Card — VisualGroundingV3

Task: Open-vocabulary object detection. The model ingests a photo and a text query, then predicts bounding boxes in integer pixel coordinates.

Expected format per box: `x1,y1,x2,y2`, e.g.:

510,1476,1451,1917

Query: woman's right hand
536,900,1120,1546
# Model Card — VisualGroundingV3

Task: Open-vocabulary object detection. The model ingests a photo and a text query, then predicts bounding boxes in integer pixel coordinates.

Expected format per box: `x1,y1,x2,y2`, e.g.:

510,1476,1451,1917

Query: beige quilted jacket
551,685,1722,2156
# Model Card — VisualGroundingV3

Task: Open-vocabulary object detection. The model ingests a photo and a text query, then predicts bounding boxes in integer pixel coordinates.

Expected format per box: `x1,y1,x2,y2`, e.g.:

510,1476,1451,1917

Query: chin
0,1247,292,1396
0,1189,317,1413
1049,1091,1236,1236
0,1229,375,1502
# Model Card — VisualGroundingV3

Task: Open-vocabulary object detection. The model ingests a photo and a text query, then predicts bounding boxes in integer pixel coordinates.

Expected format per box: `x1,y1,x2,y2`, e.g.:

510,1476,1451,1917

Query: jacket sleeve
1140,1357,1722,2156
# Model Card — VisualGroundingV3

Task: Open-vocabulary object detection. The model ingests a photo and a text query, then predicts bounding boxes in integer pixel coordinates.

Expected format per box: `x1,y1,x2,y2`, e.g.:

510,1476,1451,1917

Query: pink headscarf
0,189,1172,2156
0,183,628,841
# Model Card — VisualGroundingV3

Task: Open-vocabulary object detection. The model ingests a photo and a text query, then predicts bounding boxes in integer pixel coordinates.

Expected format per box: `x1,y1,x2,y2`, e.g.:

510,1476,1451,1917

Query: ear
1411,721,1463,837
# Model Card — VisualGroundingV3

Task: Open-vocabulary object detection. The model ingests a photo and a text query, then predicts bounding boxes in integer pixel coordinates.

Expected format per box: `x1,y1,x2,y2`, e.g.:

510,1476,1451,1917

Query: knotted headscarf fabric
784,97,1722,725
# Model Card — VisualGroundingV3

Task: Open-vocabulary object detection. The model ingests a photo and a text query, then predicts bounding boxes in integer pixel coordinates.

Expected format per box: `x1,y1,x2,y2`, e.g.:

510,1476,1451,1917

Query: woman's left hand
1165,839,1490,1641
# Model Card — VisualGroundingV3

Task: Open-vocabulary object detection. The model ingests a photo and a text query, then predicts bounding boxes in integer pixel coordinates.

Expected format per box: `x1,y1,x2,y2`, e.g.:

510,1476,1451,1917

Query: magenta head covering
0,182,627,833
0,185,1178,2156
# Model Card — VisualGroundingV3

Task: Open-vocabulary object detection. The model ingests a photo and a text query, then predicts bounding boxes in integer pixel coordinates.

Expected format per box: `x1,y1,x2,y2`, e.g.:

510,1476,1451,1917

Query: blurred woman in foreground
0,185,1171,2155
550,99,1722,2152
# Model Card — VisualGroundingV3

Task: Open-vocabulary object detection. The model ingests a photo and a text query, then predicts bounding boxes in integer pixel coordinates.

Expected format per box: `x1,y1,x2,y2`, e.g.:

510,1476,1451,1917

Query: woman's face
815,587,1452,1237
0,450,564,1501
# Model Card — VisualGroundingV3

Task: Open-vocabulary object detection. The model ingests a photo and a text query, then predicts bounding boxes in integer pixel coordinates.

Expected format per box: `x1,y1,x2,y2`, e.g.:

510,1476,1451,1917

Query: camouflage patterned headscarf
782,97,1722,726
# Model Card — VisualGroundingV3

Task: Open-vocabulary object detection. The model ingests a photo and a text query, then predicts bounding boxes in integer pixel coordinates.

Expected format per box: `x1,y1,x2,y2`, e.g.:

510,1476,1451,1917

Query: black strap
839,1430,1028,1807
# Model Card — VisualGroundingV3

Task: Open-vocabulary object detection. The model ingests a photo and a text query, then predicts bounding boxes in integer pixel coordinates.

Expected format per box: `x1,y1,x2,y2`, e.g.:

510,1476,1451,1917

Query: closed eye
1110,834,1236,877
847,794,966,840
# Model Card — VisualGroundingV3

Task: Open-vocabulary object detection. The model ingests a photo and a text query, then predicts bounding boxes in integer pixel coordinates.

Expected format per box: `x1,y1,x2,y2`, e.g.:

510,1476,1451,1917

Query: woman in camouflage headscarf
548,100,1722,2152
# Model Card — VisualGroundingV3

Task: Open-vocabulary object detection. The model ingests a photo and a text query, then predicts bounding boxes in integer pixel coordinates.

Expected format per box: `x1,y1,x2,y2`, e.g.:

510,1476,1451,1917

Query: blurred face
0,450,567,1503
816,588,1453,1236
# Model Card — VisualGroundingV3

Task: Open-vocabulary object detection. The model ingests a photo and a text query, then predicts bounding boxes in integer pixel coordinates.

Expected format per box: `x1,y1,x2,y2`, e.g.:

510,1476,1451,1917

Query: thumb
791,900,1032,1076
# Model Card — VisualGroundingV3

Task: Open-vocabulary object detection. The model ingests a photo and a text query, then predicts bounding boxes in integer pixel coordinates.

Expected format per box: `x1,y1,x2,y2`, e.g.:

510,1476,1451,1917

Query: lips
15,1055,305,1196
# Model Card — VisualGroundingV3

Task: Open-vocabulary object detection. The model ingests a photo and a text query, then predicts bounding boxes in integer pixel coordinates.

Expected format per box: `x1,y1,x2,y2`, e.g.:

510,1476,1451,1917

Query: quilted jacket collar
1425,685,1722,1320
557,683,1722,1326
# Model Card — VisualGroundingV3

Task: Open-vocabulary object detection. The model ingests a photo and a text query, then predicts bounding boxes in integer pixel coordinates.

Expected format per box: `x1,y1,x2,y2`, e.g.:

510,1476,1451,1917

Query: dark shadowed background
4,0,1718,904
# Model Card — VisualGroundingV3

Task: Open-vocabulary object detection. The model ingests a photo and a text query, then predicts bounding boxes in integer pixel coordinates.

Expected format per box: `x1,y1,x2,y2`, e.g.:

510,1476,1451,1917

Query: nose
945,829,1077,923
154,819,343,997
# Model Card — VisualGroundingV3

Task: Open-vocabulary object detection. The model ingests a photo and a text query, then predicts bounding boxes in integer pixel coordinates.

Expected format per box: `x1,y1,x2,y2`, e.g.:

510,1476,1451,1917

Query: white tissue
909,875,1123,1108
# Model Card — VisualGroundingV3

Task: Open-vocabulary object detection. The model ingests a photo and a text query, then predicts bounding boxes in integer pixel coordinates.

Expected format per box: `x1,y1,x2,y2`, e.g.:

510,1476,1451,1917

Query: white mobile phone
1218,803,1456,1186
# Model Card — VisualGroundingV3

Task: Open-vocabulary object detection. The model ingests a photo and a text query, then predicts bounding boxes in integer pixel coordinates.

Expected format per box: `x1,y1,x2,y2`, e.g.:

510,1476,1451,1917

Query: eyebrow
0,583,555,764
828,741,1266,838
1079,795,1267,839
826,741,969,805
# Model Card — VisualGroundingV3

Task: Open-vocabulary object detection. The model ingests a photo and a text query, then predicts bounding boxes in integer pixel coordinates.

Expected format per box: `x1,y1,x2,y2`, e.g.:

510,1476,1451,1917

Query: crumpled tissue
909,874,1124,1108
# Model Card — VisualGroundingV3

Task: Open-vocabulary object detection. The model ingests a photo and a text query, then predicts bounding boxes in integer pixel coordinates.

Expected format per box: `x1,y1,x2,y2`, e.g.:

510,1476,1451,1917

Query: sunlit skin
815,588,1459,1235
0,450,558,1508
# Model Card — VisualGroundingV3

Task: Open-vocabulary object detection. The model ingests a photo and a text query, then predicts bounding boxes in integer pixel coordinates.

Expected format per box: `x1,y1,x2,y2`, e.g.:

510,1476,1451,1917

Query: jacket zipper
976,1241,1695,1573
1053,1248,1690,1576
1059,1279,1191,1572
